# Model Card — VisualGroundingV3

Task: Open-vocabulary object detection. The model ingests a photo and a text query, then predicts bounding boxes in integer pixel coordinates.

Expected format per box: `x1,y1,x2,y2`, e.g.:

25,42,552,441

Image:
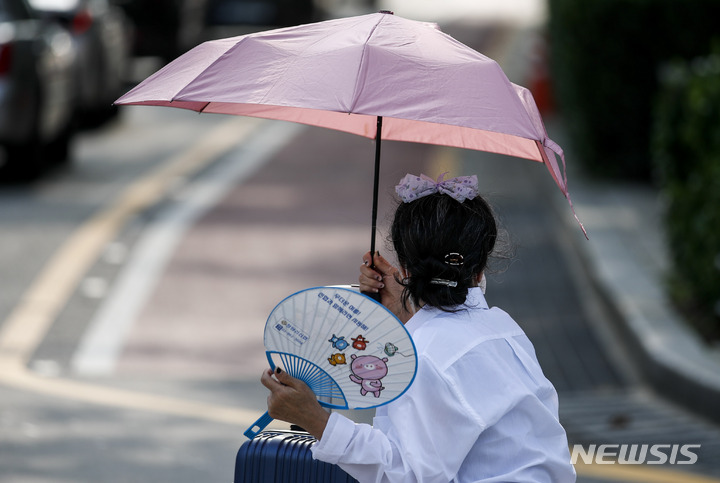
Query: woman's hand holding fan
260,367,330,439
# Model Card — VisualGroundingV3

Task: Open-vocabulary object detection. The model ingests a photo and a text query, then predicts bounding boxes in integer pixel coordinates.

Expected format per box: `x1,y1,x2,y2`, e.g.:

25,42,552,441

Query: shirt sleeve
311,356,485,483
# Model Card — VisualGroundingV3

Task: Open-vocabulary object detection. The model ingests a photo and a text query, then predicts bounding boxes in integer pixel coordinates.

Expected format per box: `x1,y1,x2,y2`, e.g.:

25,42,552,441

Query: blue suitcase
235,430,359,482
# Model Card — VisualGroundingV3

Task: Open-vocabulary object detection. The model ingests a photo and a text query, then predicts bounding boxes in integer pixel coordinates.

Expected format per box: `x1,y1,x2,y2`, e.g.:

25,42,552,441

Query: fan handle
244,411,274,439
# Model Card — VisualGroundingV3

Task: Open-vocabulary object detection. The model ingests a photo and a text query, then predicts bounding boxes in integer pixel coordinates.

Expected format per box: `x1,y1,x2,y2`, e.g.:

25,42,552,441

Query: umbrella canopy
116,11,584,237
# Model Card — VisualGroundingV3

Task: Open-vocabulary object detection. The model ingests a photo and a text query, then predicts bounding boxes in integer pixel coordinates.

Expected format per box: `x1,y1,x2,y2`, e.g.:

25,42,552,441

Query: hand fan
244,286,417,439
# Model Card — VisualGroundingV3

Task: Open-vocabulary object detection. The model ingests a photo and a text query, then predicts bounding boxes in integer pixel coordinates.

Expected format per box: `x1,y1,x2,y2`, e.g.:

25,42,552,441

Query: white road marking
0,114,299,428
72,120,305,375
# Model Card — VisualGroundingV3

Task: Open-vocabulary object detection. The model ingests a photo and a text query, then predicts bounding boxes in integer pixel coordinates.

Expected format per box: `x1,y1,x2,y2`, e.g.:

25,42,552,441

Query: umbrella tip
379,10,394,14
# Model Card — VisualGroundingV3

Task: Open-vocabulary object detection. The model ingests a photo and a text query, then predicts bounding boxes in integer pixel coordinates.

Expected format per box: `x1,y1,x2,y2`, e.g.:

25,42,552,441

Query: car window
1,0,35,20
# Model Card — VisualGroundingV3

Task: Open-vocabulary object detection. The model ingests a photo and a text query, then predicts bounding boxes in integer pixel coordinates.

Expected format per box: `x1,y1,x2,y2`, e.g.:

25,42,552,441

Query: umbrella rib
348,14,387,114
256,17,377,108
172,36,253,102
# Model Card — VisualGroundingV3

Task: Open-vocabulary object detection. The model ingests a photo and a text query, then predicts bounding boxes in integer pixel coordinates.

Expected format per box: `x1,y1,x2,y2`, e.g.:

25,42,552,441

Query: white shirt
311,288,576,483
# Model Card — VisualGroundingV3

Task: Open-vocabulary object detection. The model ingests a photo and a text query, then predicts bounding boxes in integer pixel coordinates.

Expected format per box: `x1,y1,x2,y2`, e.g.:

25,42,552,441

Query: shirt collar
404,287,489,336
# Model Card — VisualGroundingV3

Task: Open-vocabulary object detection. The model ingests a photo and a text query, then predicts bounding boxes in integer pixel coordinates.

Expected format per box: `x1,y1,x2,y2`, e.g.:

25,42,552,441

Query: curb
553,150,720,424
505,22,720,425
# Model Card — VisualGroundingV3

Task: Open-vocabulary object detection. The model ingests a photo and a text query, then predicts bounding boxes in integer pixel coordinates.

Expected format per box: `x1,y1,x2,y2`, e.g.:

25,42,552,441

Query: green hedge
653,51,720,340
548,0,720,180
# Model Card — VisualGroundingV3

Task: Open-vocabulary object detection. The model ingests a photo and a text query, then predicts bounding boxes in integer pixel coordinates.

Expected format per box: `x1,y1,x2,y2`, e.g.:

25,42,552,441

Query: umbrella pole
362,116,384,303
370,116,383,260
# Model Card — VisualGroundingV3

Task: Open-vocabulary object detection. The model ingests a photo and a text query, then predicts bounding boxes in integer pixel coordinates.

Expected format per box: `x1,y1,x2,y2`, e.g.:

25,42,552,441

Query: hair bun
391,193,497,312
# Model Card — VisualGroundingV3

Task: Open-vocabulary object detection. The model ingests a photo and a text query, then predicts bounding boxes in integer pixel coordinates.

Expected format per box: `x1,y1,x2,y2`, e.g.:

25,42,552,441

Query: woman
260,173,576,482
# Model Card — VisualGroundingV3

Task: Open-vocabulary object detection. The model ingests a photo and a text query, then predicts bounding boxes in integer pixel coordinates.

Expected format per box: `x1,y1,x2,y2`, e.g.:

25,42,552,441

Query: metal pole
360,116,384,303
370,116,382,259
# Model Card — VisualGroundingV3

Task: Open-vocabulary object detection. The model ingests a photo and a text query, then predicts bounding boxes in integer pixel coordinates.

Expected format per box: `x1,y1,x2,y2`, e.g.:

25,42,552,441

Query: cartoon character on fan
349,354,389,397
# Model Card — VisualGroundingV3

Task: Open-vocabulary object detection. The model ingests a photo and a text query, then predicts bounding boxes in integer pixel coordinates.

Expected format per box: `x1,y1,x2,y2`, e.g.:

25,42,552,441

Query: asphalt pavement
2,9,720,483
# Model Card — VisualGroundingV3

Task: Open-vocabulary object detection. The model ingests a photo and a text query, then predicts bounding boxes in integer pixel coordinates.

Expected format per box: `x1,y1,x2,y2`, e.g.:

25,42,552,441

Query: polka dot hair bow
395,173,478,203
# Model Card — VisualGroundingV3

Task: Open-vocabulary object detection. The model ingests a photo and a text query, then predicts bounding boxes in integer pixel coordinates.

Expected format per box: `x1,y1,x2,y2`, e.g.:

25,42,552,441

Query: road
2,6,720,483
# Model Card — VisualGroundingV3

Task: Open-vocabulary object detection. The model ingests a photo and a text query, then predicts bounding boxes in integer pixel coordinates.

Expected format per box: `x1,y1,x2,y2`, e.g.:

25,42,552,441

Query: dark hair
390,193,497,311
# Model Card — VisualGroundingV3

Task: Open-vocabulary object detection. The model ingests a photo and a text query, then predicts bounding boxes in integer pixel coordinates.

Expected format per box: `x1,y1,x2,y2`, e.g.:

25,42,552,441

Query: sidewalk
493,17,720,425
552,141,720,423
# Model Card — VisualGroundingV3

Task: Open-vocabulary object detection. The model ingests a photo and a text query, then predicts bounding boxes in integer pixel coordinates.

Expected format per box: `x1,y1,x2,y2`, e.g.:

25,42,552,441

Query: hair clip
444,253,464,266
430,278,458,287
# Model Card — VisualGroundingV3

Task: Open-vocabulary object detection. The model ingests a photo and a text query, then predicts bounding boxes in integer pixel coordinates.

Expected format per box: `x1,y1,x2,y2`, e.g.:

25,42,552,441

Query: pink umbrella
116,11,586,245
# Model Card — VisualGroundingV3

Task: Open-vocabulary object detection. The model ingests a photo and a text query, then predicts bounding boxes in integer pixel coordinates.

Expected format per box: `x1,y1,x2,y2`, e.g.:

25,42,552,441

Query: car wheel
44,118,76,167
0,84,46,181
0,140,45,182
78,104,120,130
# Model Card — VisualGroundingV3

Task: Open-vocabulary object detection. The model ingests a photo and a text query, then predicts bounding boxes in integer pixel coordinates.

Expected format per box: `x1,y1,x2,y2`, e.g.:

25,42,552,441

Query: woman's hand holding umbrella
360,252,415,323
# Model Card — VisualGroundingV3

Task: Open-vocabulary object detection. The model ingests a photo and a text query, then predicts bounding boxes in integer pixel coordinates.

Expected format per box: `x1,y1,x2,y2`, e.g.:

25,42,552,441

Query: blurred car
205,0,316,27
114,0,208,61
27,0,132,125
0,0,77,179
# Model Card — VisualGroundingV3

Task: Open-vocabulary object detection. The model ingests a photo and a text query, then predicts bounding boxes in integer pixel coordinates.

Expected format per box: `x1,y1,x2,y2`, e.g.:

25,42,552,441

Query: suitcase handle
244,411,274,439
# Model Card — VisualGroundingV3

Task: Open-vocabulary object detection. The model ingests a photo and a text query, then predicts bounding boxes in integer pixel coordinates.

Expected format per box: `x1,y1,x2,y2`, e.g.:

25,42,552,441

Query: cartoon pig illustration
349,354,389,398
